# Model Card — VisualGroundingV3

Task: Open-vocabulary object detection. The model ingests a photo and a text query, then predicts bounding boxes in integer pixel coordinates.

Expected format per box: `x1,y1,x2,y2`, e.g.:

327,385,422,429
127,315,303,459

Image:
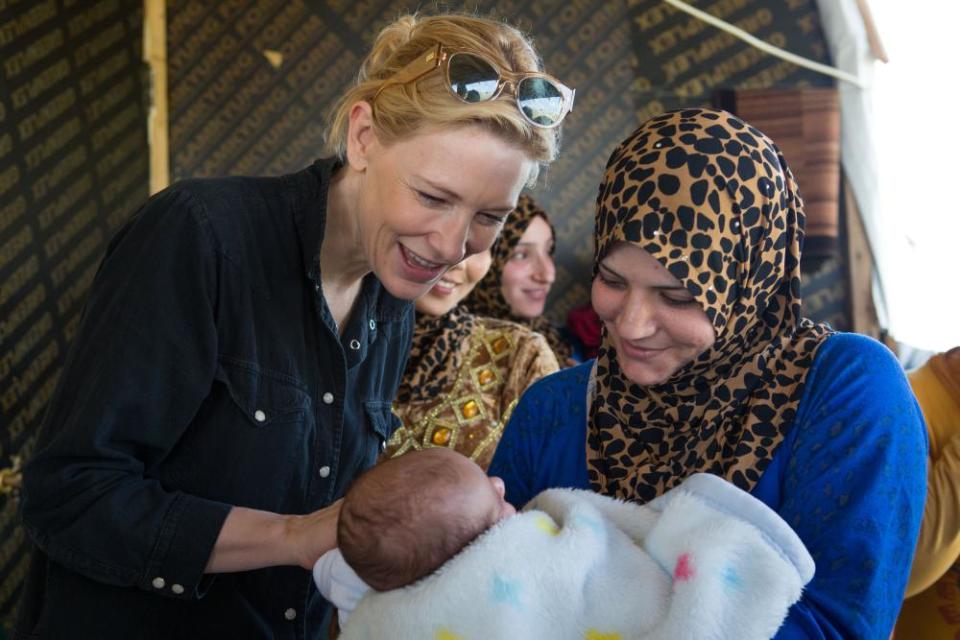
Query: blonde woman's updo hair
326,13,559,183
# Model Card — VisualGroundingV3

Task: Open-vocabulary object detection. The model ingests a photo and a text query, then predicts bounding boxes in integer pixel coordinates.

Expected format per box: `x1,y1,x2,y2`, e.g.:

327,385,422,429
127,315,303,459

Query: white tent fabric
869,1,960,352
818,0,960,353
813,0,887,327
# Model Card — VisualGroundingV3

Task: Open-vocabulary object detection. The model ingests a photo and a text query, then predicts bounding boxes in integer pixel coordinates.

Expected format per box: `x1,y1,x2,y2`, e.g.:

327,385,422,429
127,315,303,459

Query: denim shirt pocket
362,401,402,464
217,359,311,428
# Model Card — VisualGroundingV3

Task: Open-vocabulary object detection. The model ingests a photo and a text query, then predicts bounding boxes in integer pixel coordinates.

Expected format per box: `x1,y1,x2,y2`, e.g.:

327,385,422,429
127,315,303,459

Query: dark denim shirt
15,158,413,639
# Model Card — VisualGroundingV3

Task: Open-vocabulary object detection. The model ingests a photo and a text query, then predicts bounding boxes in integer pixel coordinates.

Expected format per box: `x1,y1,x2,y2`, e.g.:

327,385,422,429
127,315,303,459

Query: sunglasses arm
374,44,444,101
391,44,444,86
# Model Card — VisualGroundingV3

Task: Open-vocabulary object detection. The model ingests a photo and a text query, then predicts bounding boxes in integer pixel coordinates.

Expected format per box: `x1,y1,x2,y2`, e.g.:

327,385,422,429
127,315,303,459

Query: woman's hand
205,499,342,573
285,499,343,570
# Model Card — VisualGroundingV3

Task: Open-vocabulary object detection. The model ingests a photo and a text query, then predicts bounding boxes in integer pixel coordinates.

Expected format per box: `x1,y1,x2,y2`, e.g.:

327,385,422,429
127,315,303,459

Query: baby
314,448,513,629
337,447,512,590
316,449,815,639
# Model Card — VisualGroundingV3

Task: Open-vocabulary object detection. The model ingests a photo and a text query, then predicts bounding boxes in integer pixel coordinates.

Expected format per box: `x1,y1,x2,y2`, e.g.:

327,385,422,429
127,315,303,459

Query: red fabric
567,304,602,359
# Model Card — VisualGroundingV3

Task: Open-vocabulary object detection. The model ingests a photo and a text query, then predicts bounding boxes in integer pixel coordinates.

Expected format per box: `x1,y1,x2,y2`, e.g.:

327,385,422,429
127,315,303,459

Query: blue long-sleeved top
489,333,927,639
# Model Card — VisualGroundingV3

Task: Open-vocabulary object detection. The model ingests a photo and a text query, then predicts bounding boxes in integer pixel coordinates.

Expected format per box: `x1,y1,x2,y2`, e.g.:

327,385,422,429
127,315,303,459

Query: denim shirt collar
295,157,410,324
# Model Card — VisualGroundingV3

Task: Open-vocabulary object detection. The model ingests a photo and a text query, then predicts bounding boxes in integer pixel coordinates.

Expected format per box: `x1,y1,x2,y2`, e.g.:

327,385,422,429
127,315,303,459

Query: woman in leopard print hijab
489,108,926,638
587,108,833,501
386,250,558,470
464,195,576,365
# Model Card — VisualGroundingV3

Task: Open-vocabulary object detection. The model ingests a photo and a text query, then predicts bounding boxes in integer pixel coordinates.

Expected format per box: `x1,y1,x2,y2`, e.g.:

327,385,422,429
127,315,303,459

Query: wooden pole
843,174,882,338
143,0,169,194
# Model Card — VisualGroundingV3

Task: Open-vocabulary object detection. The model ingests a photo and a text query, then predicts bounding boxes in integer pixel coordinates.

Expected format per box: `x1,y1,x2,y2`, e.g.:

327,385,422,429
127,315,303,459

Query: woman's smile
416,250,494,316
617,340,667,361
429,275,464,296
398,244,447,283
521,286,549,301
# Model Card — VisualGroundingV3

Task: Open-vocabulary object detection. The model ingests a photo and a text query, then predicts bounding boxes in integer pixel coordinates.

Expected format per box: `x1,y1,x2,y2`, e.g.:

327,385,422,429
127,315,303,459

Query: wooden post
843,175,882,339
143,0,169,194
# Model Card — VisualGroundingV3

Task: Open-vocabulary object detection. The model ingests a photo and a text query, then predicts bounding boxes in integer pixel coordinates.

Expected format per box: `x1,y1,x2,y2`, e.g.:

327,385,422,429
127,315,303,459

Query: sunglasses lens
517,77,566,126
448,53,500,103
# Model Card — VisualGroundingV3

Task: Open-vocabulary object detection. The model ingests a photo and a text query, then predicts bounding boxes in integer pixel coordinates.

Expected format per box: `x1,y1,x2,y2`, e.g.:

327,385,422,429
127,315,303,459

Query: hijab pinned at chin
588,108,833,503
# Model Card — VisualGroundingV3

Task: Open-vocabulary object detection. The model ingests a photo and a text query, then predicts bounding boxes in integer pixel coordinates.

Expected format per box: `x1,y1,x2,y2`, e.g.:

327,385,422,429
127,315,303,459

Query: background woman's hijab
588,108,832,502
397,305,477,405
396,306,474,406
464,195,573,362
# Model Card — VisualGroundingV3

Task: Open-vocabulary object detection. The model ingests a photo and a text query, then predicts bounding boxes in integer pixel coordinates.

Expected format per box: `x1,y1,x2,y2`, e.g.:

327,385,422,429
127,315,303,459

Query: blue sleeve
770,333,927,639
488,363,592,507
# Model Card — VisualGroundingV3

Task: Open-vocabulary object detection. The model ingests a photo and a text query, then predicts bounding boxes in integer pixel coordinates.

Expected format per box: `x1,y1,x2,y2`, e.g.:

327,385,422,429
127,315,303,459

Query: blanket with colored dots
336,473,814,639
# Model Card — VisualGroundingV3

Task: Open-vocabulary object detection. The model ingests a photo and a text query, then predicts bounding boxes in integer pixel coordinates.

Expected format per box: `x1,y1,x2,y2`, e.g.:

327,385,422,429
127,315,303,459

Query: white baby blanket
323,473,814,639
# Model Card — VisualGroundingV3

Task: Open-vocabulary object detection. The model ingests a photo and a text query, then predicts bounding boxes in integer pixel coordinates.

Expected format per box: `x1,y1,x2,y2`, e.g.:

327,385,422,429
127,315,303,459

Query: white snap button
349,339,361,350
368,319,376,331
322,392,334,405
284,608,297,621
152,577,165,589
380,440,387,452
171,583,184,595
254,410,266,422
318,466,331,478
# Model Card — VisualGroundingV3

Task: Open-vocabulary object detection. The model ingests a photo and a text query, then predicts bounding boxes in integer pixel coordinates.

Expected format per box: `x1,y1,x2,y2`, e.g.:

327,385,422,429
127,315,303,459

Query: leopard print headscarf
588,108,833,503
396,305,475,405
464,195,573,362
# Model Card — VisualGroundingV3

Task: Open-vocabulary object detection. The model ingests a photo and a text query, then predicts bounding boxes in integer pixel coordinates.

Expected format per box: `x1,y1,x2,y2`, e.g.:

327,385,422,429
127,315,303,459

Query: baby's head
338,448,515,591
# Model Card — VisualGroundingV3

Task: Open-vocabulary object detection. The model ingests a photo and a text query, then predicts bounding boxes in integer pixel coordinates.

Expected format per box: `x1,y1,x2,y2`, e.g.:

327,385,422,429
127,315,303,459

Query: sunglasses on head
373,43,575,129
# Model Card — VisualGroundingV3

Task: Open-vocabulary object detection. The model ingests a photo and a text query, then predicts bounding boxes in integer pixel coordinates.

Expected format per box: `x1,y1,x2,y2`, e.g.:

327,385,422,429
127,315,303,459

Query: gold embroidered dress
386,306,558,470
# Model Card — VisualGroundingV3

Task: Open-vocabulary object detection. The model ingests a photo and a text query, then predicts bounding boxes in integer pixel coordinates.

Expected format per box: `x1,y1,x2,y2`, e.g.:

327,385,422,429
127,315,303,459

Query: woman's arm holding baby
206,501,342,573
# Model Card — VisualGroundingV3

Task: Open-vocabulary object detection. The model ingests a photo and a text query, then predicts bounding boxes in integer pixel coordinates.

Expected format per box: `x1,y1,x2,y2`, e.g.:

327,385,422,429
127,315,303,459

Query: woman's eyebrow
600,262,687,290
598,263,632,281
415,176,461,201
417,175,515,213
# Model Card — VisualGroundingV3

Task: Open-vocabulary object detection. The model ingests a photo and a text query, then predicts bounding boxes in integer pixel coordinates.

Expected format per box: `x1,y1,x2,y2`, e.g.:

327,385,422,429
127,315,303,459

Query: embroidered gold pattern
386,322,558,470
431,427,452,446
460,399,479,419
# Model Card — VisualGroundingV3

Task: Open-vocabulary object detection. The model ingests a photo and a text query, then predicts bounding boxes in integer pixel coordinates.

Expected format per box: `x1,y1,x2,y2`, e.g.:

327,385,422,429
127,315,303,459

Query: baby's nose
490,476,506,498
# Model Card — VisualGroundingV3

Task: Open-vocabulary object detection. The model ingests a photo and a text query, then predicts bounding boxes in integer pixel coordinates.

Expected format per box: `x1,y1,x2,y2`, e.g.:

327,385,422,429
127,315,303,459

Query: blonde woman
17,13,572,639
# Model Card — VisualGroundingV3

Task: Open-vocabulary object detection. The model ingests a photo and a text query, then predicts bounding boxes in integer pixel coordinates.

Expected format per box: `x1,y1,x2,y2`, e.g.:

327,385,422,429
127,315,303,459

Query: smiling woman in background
464,195,579,365
385,248,558,470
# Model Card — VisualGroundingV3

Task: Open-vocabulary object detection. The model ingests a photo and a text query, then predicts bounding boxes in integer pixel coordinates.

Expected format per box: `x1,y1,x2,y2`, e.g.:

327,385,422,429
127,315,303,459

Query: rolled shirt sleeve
20,187,231,599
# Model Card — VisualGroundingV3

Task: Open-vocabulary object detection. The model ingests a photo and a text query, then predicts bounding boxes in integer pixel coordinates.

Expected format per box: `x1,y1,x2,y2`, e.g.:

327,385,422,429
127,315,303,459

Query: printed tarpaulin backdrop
165,0,840,327
0,0,848,629
0,0,149,630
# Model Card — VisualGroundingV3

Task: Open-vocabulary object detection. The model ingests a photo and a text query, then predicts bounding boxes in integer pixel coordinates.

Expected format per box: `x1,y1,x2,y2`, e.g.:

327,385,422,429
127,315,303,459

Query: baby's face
453,456,516,526
486,476,517,522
